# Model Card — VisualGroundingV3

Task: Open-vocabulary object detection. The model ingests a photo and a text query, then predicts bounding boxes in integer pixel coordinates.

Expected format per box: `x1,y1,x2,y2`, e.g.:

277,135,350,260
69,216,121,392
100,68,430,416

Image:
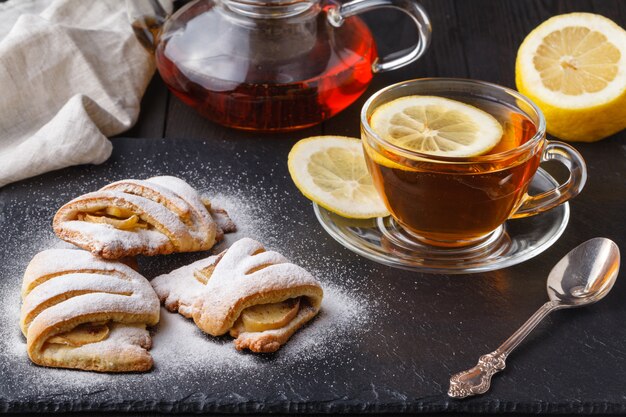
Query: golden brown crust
151,238,324,353
53,223,176,259
193,284,323,337
52,176,234,259
230,304,320,353
29,322,154,373
21,249,160,372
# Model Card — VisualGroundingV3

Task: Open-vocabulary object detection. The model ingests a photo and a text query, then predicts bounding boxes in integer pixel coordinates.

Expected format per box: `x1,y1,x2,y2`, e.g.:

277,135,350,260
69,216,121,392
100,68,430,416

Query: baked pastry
20,249,160,372
53,176,235,259
152,238,323,353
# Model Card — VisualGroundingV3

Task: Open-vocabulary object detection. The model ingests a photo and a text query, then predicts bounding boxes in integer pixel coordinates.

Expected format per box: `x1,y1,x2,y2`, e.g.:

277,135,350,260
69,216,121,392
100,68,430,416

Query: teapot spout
126,0,172,52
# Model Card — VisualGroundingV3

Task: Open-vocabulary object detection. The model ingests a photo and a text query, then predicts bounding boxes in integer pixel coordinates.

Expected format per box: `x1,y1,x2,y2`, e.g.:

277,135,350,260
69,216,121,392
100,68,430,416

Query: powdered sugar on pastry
60,221,172,257
38,323,152,372
20,248,160,372
152,238,324,353
0,159,379,395
151,255,220,318
102,178,192,218
137,176,218,243
53,176,235,259
195,238,323,333
21,248,140,297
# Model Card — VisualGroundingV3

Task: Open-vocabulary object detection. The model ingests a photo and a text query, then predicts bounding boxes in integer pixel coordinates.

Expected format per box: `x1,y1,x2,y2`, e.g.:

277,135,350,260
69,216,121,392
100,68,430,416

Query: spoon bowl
547,237,620,307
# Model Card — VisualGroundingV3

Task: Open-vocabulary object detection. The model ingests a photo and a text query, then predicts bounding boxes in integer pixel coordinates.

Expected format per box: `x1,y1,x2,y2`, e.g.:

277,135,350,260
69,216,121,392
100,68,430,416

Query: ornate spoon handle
448,301,561,398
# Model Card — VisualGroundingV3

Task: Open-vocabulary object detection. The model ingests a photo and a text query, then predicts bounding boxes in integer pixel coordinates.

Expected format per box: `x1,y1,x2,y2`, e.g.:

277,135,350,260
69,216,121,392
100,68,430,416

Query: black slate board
1,137,625,414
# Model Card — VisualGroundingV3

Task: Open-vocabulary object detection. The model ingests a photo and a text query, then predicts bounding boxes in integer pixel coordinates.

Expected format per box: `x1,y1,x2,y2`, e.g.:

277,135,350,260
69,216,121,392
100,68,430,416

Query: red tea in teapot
154,4,376,132
130,0,431,132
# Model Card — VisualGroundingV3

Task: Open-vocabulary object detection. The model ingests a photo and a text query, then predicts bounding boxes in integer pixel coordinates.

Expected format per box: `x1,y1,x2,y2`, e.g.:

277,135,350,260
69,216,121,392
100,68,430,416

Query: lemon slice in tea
370,96,503,157
288,136,389,219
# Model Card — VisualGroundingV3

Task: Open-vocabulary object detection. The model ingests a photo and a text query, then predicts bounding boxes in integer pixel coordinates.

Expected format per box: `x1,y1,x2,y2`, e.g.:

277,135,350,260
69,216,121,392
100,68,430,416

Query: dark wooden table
3,0,626,415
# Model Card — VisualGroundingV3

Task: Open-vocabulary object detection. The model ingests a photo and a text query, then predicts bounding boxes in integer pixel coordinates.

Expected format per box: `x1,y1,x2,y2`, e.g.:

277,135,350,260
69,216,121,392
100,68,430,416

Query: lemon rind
516,12,626,109
287,136,390,219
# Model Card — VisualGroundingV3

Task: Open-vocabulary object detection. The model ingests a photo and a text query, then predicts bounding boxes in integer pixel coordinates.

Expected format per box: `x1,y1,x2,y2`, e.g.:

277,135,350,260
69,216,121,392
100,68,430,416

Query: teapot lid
223,0,320,17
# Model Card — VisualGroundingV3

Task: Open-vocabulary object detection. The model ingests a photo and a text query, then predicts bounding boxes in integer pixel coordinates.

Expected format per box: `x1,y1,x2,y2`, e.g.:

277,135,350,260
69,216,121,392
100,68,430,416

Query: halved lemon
516,13,626,142
369,96,503,157
287,136,389,219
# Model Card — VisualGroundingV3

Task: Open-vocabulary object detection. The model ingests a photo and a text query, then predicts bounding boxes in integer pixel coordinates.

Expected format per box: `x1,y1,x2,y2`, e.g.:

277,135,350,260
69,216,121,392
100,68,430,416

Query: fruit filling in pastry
53,176,236,259
47,322,111,347
20,249,160,372
234,298,301,333
77,207,149,230
152,237,324,353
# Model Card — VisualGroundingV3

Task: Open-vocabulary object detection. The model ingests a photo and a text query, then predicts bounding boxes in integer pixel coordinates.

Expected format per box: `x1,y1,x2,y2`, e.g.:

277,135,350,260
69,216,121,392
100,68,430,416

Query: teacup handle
511,141,587,219
327,0,432,73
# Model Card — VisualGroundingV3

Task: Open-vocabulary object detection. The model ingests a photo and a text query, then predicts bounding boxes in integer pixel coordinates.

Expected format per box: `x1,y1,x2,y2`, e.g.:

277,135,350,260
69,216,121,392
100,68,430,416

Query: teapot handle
126,0,172,51
327,0,432,73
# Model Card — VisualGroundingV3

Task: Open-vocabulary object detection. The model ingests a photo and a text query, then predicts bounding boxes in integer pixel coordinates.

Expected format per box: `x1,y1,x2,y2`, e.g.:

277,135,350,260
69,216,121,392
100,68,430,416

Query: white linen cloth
0,0,155,187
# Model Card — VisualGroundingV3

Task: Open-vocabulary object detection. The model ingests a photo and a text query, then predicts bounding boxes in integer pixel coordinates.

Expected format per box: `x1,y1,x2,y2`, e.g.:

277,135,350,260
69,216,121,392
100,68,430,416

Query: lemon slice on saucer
288,136,389,219
369,96,503,157
516,13,626,142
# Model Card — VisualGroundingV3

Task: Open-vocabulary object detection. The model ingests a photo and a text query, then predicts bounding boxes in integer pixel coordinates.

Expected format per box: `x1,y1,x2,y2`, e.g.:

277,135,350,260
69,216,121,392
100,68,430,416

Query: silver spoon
448,237,620,399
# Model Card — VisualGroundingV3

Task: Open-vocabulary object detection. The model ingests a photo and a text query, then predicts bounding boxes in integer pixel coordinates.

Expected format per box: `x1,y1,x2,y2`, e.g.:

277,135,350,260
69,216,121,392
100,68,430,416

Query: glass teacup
361,78,587,248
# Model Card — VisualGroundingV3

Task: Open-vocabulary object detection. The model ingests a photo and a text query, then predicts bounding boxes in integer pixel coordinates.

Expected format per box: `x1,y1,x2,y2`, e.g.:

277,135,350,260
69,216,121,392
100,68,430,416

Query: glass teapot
129,0,431,132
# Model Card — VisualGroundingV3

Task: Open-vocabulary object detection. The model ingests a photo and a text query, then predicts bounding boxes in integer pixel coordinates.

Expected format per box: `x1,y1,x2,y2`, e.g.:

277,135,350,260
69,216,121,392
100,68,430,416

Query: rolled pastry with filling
53,175,235,259
152,237,323,353
20,249,160,372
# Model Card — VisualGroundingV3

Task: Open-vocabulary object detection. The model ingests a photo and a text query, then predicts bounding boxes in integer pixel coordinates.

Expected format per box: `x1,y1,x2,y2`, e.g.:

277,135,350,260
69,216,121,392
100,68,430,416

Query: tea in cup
361,78,587,248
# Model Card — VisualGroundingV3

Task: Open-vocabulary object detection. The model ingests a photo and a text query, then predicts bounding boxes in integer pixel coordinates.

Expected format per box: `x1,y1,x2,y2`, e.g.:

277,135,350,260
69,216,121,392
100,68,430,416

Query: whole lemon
515,12,626,142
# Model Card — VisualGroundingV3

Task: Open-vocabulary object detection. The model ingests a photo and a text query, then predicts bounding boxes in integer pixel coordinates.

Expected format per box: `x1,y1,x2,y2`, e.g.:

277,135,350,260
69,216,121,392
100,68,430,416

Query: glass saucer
313,168,569,274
